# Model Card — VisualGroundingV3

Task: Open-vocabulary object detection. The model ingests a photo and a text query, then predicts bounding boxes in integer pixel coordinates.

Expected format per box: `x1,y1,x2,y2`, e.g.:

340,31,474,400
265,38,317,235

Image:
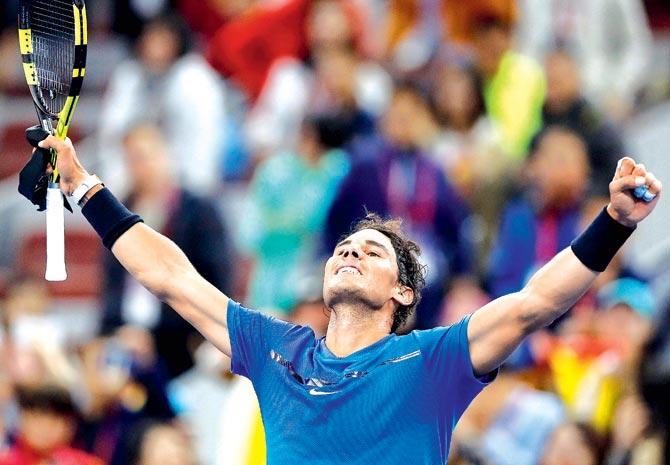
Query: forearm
519,247,598,331
469,208,635,375
110,222,195,302
520,206,635,331
79,186,231,349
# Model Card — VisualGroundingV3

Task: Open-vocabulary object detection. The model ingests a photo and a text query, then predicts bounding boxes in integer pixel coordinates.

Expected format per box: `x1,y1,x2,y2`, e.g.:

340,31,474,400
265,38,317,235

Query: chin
324,281,382,311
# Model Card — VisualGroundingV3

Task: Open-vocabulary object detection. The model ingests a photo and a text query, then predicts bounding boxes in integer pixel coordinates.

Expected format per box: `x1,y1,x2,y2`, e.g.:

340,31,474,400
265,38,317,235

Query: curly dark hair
346,213,427,333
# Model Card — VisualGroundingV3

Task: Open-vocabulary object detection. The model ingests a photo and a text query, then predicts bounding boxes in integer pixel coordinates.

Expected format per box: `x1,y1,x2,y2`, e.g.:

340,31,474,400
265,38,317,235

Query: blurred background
1,0,670,464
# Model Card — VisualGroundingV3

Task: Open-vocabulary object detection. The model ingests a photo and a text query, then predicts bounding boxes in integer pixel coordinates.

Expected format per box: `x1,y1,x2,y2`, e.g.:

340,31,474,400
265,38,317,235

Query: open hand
607,157,662,228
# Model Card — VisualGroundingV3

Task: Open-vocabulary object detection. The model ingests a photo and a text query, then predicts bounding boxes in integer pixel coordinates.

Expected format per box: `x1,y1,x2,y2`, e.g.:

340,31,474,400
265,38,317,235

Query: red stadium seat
15,229,102,298
0,122,83,181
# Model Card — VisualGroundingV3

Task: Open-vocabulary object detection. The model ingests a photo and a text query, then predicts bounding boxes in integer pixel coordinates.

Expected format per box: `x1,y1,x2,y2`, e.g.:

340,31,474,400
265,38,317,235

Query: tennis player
38,136,661,464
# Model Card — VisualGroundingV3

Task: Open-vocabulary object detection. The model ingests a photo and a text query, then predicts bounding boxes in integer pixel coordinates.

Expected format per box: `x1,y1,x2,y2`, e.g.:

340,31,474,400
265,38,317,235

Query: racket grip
45,185,67,281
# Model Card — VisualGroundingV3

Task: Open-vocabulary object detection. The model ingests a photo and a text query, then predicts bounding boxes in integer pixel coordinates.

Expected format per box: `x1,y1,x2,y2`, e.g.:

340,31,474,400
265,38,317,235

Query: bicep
165,269,232,356
111,223,233,356
467,292,532,376
468,248,598,375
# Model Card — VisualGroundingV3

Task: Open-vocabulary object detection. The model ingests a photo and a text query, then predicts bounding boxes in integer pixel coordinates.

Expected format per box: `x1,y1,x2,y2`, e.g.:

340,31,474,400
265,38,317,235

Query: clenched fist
607,157,662,228
38,135,90,196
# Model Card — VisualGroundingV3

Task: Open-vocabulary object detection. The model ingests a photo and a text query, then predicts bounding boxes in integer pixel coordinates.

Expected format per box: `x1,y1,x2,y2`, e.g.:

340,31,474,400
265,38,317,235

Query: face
307,1,352,51
20,410,76,453
527,131,589,209
435,67,480,129
138,25,180,74
473,26,510,77
124,126,171,191
315,48,357,105
139,426,197,465
382,91,421,148
545,53,581,113
323,229,411,316
594,304,651,349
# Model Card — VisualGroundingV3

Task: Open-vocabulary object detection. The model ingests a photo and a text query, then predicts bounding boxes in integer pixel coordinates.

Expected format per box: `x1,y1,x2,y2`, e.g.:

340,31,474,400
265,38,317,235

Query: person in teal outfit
240,115,352,313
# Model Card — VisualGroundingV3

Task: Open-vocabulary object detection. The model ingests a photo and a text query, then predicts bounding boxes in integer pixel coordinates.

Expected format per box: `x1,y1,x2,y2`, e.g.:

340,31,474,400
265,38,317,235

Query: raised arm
468,157,662,376
40,136,233,356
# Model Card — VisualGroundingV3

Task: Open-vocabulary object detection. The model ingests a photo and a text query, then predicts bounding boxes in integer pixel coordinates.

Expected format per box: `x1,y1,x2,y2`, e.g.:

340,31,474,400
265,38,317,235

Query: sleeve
418,315,497,416
226,300,311,380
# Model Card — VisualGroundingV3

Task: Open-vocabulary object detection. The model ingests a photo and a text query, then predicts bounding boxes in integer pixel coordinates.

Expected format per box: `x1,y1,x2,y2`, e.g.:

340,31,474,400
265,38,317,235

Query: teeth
338,267,360,275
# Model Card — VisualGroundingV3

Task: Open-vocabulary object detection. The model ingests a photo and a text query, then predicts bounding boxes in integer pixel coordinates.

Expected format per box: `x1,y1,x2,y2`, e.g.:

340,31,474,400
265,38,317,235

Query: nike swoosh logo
309,388,340,396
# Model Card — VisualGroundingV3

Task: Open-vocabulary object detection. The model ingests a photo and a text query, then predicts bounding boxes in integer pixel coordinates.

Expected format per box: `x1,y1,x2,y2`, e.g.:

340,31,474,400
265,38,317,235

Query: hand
607,157,662,228
37,135,89,196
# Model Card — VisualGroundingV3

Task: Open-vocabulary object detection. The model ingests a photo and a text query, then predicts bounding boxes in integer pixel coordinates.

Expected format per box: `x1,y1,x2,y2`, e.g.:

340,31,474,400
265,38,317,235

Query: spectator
207,0,369,103
430,65,506,194
516,0,653,120
325,83,475,329
384,0,518,71
241,0,390,158
177,0,250,42
540,422,607,465
487,126,589,298
546,278,656,433
168,341,237,465
429,64,509,268
472,13,545,159
98,14,226,196
77,330,175,465
239,114,351,314
639,299,670,464
0,384,103,465
100,124,233,379
451,372,565,465
543,49,624,197
0,277,76,389
604,393,659,465
111,0,176,41
125,421,197,465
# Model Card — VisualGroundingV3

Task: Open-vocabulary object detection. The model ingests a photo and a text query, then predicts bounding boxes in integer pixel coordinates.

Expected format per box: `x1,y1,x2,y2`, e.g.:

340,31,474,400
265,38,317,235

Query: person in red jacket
0,385,103,465
207,0,366,101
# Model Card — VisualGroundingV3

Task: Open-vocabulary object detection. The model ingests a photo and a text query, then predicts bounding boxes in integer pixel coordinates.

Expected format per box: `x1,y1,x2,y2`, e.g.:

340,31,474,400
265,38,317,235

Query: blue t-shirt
227,300,494,465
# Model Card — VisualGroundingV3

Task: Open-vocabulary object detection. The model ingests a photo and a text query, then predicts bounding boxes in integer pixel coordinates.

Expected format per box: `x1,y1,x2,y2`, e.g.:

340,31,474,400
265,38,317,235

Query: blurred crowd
1,0,670,464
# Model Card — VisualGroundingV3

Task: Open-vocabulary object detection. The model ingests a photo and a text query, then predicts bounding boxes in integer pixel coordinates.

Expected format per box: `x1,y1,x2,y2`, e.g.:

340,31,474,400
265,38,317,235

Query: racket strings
29,0,76,115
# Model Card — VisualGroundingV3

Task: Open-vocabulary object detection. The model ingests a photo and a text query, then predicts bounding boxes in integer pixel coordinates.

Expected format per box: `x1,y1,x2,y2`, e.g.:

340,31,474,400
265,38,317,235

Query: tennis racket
18,0,88,281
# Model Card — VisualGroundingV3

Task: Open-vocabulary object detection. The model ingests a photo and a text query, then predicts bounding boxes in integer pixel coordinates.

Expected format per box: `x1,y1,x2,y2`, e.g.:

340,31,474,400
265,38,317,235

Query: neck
324,303,393,358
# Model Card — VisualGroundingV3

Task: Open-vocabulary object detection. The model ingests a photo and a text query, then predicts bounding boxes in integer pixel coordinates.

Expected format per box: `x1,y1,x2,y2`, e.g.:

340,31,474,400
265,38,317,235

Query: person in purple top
326,84,475,329
35,132,662,464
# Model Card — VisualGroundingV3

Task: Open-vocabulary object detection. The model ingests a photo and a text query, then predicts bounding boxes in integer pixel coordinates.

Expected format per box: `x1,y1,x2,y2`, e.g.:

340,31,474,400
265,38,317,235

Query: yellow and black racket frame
18,0,87,182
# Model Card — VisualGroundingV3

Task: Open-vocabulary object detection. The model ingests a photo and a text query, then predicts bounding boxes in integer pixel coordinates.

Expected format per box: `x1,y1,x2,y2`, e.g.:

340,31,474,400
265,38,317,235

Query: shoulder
228,300,316,344
321,149,351,174
255,152,299,183
409,317,470,349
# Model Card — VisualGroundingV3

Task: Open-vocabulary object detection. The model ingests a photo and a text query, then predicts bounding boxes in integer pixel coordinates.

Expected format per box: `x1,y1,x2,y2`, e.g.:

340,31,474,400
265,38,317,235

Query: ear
393,284,414,307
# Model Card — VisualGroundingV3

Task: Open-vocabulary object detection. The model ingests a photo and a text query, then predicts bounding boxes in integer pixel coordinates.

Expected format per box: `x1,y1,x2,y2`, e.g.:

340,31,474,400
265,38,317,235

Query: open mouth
337,266,361,275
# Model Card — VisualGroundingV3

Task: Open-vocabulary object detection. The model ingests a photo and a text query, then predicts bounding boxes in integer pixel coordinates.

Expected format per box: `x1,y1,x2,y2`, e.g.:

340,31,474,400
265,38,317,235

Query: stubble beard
325,283,384,320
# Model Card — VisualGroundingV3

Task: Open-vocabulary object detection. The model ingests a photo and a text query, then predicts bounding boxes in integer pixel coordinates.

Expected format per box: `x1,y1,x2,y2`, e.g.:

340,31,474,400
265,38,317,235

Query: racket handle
45,185,67,281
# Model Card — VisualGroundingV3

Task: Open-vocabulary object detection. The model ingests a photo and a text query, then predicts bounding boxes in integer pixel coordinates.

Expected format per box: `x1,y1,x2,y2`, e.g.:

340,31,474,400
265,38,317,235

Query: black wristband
570,207,635,272
81,187,143,249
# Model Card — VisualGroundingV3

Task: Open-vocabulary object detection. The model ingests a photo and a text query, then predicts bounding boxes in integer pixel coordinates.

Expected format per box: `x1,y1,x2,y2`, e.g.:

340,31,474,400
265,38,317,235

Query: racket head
18,0,87,134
